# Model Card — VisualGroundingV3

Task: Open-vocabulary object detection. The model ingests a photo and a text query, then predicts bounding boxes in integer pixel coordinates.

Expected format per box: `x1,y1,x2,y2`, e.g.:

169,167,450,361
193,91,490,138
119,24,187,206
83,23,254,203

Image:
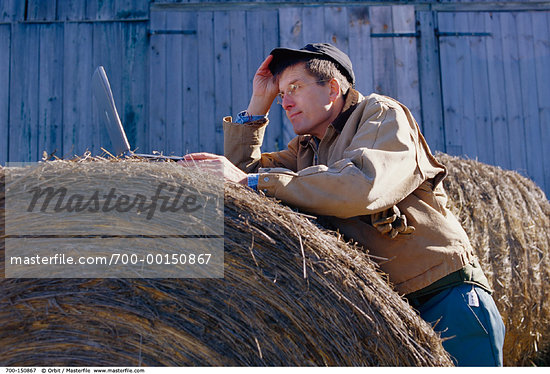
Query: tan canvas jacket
223,89,476,295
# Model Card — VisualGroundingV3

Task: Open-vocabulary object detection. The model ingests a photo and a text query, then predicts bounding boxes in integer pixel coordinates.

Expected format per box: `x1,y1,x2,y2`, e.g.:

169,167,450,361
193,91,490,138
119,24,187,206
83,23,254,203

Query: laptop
92,66,184,160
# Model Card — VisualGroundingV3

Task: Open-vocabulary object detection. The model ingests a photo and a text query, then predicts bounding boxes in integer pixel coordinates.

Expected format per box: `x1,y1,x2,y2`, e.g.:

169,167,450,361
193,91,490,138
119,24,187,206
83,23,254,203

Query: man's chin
292,128,307,136
290,120,313,136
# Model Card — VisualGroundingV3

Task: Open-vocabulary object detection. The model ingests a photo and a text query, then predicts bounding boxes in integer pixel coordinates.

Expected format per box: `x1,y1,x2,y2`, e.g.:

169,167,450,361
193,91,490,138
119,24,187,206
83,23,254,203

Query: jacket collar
331,88,361,133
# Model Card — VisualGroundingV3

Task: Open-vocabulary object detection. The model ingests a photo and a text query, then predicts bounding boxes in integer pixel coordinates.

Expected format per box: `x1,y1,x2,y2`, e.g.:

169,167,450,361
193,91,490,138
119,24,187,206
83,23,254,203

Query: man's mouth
288,111,301,120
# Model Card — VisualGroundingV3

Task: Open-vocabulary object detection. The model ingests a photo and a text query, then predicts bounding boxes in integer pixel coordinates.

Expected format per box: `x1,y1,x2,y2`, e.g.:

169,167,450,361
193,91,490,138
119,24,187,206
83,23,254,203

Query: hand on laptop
178,153,248,186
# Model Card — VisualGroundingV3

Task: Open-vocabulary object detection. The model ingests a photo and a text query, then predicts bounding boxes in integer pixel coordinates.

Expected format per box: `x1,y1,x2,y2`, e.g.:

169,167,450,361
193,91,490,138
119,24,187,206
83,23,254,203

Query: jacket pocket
413,179,447,215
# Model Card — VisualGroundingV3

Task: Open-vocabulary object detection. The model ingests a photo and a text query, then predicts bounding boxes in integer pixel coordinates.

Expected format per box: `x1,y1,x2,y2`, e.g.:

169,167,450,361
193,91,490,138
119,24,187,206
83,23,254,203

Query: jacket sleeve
223,116,301,173
254,99,430,218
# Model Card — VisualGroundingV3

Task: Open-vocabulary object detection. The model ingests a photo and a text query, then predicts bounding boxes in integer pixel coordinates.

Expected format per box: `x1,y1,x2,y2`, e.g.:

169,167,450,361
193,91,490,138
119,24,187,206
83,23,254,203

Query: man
184,43,505,366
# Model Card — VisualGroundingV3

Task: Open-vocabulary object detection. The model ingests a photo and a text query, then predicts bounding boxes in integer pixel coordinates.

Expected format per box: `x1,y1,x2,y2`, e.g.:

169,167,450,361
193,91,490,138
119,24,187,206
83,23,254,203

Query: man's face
278,63,336,139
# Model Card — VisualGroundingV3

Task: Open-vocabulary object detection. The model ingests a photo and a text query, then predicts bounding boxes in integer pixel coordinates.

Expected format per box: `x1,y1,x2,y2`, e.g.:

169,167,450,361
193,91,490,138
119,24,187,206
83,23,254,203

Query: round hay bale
0,160,452,366
438,153,550,366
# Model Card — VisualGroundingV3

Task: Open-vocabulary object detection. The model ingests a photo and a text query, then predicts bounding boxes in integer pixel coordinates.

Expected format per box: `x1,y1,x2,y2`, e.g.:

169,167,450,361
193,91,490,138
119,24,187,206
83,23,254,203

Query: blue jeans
416,284,505,366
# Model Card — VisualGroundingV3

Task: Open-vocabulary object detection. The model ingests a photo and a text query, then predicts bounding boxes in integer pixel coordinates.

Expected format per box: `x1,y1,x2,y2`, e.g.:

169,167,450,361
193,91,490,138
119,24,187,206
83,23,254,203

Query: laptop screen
92,66,131,156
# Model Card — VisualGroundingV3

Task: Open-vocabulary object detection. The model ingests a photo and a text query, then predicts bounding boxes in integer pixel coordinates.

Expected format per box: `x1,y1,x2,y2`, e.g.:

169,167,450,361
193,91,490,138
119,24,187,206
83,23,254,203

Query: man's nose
282,95,294,111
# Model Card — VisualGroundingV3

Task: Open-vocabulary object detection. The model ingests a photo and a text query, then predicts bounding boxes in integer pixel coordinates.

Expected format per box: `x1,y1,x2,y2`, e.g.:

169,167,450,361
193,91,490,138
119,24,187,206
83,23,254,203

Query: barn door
437,11,550,192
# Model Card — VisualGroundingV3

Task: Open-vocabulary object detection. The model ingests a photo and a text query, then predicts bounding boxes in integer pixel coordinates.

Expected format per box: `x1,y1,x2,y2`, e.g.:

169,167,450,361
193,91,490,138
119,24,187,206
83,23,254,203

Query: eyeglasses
276,79,331,105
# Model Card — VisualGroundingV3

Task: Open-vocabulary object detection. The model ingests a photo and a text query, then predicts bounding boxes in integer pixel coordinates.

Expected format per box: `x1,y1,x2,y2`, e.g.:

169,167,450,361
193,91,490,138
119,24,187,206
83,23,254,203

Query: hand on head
247,55,279,116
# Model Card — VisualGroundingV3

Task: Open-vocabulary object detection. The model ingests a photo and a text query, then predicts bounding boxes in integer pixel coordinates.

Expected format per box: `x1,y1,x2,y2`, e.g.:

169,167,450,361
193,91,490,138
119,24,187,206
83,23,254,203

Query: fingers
178,158,221,167
257,54,274,74
183,152,220,161
393,216,415,235
255,54,278,87
375,223,394,235
393,215,407,232
372,208,397,226
400,225,416,235
373,214,397,226
371,207,415,238
177,158,224,178
248,55,279,115
178,154,223,169
177,155,247,185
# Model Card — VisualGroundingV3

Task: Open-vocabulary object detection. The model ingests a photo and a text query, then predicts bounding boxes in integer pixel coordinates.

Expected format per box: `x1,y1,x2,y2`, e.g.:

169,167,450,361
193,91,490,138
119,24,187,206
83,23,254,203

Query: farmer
183,43,505,366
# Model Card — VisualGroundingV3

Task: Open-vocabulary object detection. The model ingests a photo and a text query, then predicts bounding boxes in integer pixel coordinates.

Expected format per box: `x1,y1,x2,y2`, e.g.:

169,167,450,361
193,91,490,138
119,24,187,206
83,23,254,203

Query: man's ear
328,78,341,102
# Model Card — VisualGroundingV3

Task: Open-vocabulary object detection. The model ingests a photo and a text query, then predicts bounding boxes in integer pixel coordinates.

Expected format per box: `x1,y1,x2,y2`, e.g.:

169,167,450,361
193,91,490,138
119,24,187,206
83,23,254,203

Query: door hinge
148,30,197,36
436,31,491,37
370,32,420,38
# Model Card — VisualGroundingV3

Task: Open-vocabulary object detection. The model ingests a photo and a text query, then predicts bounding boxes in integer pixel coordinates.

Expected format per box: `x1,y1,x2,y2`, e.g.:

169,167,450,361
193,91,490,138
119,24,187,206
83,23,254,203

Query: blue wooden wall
1,0,549,195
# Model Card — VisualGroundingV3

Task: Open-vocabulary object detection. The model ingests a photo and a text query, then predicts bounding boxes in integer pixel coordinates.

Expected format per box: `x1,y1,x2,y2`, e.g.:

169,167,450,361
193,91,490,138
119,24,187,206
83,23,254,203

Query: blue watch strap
236,110,267,124
247,173,259,191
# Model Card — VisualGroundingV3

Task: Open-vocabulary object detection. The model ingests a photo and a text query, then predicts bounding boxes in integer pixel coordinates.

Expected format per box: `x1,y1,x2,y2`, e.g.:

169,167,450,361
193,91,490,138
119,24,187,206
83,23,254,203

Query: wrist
247,95,273,116
236,111,267,124
247,174,259,191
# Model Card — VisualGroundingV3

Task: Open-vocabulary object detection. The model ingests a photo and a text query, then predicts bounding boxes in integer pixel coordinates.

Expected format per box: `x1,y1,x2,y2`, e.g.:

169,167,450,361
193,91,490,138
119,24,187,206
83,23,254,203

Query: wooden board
56,0,87,21
87,0,116,21
244,10,275,151
0,24,10,164
9,23,40,162
370,6,397,97
0,0,25,22
92,21,124,155
348,6,374,95
416,10,444,151
301,6,325,45
438,12,477,158
229,10,249,121
499,12,528,175
324,6,350,62
392,5,421,124
517,11,545,190
164,11,184,156
122,21,148,154
62,22,93,158
25,0,56,21
532,11,550,192
485,12,512,170
213,11,231,155
467,12,494,165
38,23,64,159
149,11,167,154
197,11,216,153
181,11,199,154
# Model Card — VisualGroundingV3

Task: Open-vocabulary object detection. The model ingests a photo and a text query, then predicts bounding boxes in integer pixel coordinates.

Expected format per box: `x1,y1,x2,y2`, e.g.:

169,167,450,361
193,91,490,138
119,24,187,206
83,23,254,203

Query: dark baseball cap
268,43,355,86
